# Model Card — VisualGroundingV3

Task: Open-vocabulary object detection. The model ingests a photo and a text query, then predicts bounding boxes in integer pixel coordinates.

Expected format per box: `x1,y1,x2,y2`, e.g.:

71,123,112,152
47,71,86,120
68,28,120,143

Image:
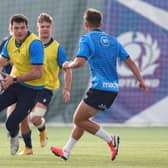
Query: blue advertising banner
94,0,168,125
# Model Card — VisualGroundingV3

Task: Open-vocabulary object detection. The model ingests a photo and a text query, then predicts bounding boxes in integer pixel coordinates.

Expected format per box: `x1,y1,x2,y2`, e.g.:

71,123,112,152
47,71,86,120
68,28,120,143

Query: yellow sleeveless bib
8,33,45,87
44,40,61,90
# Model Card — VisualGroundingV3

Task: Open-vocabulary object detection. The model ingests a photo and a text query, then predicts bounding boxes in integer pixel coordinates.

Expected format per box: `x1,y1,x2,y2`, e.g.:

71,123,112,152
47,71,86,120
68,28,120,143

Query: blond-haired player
18,13,72,155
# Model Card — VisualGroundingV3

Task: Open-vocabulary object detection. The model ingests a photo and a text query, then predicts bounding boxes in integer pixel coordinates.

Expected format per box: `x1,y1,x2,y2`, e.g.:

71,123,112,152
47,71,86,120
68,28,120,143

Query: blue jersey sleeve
57,45,69,67
29,40,44,64
0,39,8,53
118,42,129,61
76,35,90,59
0,40,9,59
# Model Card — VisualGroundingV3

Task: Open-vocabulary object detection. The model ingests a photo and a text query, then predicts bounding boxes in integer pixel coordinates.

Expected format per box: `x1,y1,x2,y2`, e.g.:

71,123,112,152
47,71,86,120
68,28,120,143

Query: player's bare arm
15,65,43,82
125,57,148,91
0,56,7,71
63,57,86,69
3,65,43,90
62,67,72,103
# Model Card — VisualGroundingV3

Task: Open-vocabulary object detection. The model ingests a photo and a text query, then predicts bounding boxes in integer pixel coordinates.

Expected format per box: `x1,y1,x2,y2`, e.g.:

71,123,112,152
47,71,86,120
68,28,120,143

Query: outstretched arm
62,63,72,103
63,57,86,69
125,57,148,92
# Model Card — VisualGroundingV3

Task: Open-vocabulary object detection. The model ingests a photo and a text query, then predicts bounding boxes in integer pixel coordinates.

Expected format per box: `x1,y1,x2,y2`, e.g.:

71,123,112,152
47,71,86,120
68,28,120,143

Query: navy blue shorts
35,88,53,106
83,88,118,111
0,83,39,137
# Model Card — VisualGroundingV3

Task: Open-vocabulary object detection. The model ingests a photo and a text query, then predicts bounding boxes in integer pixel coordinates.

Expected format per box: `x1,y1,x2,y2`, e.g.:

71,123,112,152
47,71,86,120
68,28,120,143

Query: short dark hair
37,13,53,24
9,14,29,26
84,8,102,27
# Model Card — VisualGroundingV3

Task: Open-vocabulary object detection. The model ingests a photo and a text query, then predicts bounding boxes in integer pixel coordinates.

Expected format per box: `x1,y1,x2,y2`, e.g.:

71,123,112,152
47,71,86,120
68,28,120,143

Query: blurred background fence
0,0,167,126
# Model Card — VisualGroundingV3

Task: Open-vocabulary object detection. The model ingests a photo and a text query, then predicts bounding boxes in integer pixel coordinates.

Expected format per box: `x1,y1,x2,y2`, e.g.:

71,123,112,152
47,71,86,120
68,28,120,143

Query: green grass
0,126,168,168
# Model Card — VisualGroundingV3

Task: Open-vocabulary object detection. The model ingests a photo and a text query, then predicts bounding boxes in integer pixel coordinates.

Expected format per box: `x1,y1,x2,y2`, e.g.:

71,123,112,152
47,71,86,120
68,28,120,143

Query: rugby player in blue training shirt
51,8,148,161
0,14,44,155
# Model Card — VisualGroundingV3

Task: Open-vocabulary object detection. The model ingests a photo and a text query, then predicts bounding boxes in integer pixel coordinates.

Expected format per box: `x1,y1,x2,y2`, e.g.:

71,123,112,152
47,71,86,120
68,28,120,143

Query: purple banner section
94,0,168,123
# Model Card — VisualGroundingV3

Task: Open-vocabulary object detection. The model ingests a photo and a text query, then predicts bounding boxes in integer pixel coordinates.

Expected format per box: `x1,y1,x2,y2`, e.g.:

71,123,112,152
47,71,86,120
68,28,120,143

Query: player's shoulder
1,35,11,42
79,33,90,43
0,35,12,46
30,32,39,39
52,39,60,46
44,39,60,50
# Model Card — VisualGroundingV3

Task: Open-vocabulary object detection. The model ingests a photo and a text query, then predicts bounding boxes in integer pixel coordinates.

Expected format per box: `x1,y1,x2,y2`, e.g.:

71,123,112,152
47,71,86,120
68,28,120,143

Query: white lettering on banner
119,78,160,88
103,82,118,88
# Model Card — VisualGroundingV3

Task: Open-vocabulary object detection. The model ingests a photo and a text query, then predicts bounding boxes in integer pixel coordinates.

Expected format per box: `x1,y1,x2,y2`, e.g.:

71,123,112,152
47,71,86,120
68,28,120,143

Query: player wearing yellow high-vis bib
7,34,45,88
0,14,44,155
18,13,72,155
44,40,62,90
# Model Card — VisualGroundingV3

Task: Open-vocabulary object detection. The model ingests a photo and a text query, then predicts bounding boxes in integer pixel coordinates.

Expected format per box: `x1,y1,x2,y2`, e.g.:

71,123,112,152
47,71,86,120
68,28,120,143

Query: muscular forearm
16,72,42,82
69,57,86,69
63,58,86,70
63,69,72,90
125,57,144,82
15,66,43,82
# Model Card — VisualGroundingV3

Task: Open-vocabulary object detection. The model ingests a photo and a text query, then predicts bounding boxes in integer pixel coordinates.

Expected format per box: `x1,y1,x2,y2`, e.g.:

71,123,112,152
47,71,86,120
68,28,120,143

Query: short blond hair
37,13,53,24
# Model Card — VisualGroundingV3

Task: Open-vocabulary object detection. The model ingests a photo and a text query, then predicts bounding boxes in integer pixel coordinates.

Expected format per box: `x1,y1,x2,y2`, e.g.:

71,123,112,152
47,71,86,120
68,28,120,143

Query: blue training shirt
76,29,129,92
57,45,69,67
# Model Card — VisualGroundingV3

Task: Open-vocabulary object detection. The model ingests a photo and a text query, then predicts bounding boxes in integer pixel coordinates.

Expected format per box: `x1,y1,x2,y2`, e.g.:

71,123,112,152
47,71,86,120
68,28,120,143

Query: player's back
86,30,120,91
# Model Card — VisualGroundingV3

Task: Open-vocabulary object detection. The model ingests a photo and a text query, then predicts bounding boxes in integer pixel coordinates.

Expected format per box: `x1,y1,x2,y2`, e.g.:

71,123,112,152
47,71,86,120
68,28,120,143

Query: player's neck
87,26,101,32
40,37,51,44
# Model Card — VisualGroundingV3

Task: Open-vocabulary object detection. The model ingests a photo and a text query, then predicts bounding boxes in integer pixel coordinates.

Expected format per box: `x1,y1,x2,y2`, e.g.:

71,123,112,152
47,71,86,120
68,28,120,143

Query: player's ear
84,21,89,28
84,21,89,31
